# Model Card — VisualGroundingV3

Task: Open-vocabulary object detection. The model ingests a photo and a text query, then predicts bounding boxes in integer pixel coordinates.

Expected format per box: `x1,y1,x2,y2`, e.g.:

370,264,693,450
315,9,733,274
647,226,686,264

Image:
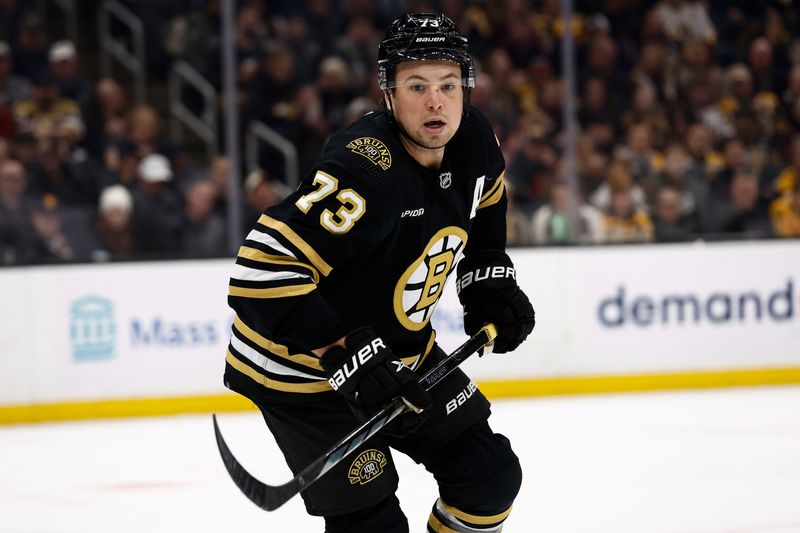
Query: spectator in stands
652,185,694,242
93,184,133,261
647,142,706,222
769,178,800,238
331,16,379,92
246,43,301,136
0,103,12,138
245,43,312,172
243,168,287,227
206,155,233,219
700,168,774,239
655,0,716,46
183,178,226,258
614,122,664,184
711,136,748,200
0,158,36,264
482,48,525,123
29,192,74,262
82,77,128,160
11,69,83,144
11,13,48,80
578,77,615,130
28,135,99,207
0,40,30,106
303,0,346,51
48,40,91,109
630,43,672,105
748,37,783,95
125,103,179,163
343,96,379,126
720,63,754,119
581,33,629,112
682,76,734,141
505,123,558,209
504,181,532,246
314,55,358,134
773,133,800,196
781,64,800,113
621,83,671,149
284,15,321,85
531,179,604,246
130,154,183,257
602,181,654,244
0,1,25,47
590,158,648,214
684,122,724,183
603,178,653,243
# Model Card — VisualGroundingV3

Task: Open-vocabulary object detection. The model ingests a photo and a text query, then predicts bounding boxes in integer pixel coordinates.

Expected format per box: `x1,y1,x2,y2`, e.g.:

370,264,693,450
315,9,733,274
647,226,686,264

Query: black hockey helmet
378,13,476,91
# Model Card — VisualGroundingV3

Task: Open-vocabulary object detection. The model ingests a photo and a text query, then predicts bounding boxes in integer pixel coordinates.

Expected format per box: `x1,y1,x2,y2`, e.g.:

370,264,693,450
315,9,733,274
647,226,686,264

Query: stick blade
212,414,298,511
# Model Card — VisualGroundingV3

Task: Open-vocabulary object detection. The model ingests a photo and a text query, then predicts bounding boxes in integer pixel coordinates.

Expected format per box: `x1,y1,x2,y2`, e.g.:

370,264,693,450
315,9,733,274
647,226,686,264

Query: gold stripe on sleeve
226,351,332,393
234,317,323,370
478,172,505,209
258,214,333,277
237,246,320,283
228,284,316,299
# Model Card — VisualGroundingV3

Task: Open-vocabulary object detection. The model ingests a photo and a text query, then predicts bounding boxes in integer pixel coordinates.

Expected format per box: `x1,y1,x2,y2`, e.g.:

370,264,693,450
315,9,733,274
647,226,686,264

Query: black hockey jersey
224,107,507,398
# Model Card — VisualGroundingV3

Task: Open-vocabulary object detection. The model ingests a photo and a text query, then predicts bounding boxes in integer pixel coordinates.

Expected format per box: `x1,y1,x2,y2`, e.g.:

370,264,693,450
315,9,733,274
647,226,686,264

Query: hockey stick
213,323,497,512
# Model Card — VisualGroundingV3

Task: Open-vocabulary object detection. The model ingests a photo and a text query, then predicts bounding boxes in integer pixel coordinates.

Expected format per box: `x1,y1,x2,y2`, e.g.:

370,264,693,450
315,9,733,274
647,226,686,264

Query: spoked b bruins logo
348,449,388,485
394,227,467,331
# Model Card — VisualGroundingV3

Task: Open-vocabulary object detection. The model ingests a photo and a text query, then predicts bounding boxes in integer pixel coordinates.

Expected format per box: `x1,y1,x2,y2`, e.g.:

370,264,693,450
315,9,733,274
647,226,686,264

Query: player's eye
410,84,425,92
441,83,456,92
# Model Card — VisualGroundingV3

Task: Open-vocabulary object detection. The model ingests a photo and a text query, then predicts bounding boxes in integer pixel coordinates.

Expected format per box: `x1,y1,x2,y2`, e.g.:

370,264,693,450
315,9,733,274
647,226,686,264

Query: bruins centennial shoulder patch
348,449,388,485
346,137,392,170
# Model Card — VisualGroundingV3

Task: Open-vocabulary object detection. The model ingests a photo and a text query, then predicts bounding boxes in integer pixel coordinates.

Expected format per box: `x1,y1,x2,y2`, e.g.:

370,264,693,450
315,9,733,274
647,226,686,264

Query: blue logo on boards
597,279,795,328
70,296,116,362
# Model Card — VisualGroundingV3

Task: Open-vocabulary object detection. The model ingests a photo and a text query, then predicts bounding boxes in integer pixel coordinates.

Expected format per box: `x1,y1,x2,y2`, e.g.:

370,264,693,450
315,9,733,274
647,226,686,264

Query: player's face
389,60,464,154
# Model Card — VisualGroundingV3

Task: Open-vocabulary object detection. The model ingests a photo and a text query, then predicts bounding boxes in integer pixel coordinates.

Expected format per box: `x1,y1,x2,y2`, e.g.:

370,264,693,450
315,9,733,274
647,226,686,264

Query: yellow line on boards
2,367,800,425
0,394,256,425
478,367,800,398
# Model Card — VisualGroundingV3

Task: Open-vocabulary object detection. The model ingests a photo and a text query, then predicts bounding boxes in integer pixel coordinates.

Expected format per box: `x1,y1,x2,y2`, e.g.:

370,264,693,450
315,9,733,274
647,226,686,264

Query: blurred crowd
2,0,800,266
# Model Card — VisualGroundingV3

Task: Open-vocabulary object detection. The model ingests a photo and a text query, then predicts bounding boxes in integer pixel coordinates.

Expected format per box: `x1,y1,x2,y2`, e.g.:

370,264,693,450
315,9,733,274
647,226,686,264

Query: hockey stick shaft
213,323,497,512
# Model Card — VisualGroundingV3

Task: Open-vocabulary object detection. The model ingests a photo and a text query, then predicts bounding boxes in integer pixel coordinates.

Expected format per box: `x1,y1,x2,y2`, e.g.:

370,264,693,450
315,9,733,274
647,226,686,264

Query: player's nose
426,90,444,110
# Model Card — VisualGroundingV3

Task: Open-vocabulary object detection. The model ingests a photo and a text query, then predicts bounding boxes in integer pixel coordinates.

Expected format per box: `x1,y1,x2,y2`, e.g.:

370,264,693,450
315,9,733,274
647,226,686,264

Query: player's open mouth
424,120,446,132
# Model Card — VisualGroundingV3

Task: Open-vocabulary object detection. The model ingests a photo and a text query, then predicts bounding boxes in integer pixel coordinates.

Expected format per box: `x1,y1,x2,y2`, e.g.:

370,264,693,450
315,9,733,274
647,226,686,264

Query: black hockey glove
320,327,433,437
456,250,535,354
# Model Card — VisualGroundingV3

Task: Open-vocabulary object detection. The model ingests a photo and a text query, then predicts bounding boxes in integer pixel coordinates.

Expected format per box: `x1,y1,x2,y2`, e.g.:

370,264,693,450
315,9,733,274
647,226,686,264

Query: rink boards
1,240,799,423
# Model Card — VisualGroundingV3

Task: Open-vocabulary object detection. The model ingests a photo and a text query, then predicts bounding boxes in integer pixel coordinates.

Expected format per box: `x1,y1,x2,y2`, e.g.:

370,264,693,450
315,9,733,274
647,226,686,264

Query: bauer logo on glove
327,337,389,390
456,250,535,354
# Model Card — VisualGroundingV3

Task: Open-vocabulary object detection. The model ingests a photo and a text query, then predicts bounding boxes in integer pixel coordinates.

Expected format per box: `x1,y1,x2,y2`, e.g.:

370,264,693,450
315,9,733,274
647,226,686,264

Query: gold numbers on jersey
295,172,338,213
321,189,366,234
295,171,366,234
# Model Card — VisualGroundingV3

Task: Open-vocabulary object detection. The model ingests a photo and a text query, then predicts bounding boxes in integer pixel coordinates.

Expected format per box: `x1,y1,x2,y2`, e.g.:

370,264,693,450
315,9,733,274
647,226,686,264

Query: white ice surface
1,386,800,533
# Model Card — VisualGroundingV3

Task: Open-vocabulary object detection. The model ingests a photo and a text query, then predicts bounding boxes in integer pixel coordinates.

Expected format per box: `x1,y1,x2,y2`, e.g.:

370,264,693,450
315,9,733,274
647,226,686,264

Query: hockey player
223,13,536,532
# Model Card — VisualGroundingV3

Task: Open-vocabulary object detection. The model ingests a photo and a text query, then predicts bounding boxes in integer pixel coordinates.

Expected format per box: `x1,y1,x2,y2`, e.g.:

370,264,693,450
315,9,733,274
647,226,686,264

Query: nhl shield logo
439,172,452,189
348,449,388,485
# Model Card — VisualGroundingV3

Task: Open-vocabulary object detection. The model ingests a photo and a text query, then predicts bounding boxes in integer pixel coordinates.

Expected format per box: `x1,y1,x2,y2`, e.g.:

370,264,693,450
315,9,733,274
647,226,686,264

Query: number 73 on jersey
295,172,366,235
